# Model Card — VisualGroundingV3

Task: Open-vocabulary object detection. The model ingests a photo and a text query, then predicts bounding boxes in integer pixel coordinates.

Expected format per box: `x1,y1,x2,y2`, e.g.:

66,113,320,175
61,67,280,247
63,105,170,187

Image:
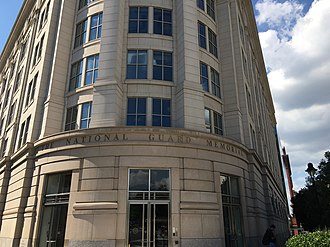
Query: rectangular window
89,12,103,41
69,60,83,91
33,43,39,65
79,0,95,10
213,111,223,135
221,175,244,247
65,106,78,131
211,67,221,98
153,8,172,36
19,42,26,62
198,22,207,49
200,62,209,92
74,19,87,48
204,108,211,133
4,87,11,107
208,29,218,57
246,85,252,116
38,35,45,60
25,73,38,107
152,98,171,127
38,172,71,247
1,138,8,158
153,51,172,81
9,62,16,80
127,98,147,126
8,101,17,124
80,102,92,129
14,69,23,92
0,118,5,136
18,115,31,149
197,0,205,10
206,0,215,20
38,2,50,31
129,7,148,33
127,50,148,79
85,54,99,85
205,108,223,135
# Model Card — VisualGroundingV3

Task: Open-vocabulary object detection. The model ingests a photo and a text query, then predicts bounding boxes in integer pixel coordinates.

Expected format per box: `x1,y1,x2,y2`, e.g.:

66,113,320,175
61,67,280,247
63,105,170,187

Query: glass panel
153,99,161,115
163,67,172,81
153,52,162,65
220,175,229,195
162,100,170,115
163,10,171,22
127,98,136,114
140,7,148,19
129,204,145,247
155,204,169,247
129,169,149,191
137,98,146,114
138,65,147,79
150,170,169,191
230,177,240,197
154,8,162,21
140,21,148,33
128,51,137,64
129,21,138,33
129,7,138,19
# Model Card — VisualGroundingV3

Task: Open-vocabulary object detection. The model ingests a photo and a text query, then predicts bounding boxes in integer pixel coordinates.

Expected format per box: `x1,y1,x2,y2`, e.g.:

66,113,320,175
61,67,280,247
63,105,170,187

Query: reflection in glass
129,169,149,191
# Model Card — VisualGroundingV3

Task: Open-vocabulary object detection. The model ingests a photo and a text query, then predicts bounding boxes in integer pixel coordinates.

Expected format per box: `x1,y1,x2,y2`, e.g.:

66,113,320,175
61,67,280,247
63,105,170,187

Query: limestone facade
0,0,289,246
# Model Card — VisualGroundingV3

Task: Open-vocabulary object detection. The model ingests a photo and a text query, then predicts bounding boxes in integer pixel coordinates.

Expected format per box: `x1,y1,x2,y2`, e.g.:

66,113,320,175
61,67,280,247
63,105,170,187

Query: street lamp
305,163,317,178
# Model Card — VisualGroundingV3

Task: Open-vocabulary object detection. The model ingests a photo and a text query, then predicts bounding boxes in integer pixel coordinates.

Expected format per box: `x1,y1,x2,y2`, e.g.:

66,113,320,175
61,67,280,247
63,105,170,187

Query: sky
0,0,329,191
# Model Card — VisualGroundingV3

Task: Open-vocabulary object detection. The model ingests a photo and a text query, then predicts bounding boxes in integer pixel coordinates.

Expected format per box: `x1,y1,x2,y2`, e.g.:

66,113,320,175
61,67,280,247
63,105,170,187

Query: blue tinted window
129,7,148,33
80,102,92,129
198,22,207,49
127,50,148,79
153,51,172,81
152,98,171,127
153,8,172,36
200,62,209,92
127,98,146,126
197,0,205,10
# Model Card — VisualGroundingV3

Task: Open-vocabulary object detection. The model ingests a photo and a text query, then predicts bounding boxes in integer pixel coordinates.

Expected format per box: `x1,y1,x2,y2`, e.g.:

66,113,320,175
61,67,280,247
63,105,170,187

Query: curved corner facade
0,0,289,246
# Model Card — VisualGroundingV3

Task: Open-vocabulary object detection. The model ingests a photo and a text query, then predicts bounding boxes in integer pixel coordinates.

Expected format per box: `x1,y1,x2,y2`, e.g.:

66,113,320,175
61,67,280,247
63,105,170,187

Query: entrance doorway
128,169,170,247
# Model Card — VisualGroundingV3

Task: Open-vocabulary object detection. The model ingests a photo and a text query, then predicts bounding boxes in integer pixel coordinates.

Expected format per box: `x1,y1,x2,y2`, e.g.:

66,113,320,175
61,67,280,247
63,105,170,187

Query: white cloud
256,0,330,190
255,0,304,37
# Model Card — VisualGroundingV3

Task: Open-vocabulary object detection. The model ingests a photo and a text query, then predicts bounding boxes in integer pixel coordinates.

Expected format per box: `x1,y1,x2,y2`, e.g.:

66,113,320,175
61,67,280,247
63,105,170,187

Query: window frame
74,19,88,48
127,97,147,126
128,6,148,33
85,54,99,85
65,105,78,131
152,50,173,81
153,8,172,36
69,59,83,91
126,50,148,79
89,12,103,41
200,62,209,92
208,28,218,58
198,22,207,49
152,98,171,127
80,101,93,129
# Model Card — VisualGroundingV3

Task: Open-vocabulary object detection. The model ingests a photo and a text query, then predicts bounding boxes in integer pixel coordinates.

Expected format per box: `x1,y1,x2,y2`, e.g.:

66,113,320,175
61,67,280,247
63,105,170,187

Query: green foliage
285,230,330,247
292,151,330,231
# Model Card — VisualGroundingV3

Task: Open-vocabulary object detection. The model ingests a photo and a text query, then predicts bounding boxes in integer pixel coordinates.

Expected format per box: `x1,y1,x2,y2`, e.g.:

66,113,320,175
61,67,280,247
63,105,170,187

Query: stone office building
0,0,289,246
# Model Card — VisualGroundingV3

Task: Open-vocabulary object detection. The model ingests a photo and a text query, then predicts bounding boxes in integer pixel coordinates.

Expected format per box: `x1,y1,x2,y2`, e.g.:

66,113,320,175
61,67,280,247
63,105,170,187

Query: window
220,175,244,247
69,60,83,91
197,0,215,20
19,42,26,62
129,7,148,33
208,28,218,57
39,2,50,30
127,50,148,79
14,69,23,92
153,51,172,81
127,98,146,126
1,138,8,158
79,0,95,9
246,86,252,116
206,0,215,20
4,87,11,107
18,115,31,149
9,62,16,80
129,169,170,199
74,19,87,48
85,54,99,85
38,172,71,247
80,102,92,129
211,67,221,98
89,12,103,41
0,117,5,136
8,101,17,124
152,98,171,127
197,0,205,10
65,106,78,131
200,62,209,92
205,108,223,135
198,22,207,49
33,35,45,65
25,73,38,107
213,111,223,135
153,8,172,36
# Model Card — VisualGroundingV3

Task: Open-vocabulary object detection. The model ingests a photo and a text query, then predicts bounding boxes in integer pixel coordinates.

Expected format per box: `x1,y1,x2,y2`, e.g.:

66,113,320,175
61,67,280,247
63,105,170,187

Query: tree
292,151,330,231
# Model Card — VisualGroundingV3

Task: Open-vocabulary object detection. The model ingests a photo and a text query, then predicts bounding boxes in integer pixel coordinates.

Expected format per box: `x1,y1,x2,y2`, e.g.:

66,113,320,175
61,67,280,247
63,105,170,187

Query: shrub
285,230,330,247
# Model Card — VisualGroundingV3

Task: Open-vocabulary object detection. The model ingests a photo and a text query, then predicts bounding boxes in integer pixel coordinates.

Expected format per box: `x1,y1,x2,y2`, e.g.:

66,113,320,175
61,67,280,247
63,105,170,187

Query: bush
285,230,330,247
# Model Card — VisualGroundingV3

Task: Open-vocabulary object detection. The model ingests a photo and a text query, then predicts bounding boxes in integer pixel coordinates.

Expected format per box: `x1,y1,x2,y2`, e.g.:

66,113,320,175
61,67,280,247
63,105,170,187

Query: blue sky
1,1,329,192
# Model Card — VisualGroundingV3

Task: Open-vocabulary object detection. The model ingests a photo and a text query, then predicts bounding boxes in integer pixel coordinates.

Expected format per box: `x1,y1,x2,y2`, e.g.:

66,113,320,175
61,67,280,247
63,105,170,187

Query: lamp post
305,162,321,229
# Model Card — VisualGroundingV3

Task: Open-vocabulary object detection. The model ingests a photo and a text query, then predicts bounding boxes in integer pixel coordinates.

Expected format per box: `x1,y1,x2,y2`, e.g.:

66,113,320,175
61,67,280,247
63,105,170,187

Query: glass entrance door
129,203,169,247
